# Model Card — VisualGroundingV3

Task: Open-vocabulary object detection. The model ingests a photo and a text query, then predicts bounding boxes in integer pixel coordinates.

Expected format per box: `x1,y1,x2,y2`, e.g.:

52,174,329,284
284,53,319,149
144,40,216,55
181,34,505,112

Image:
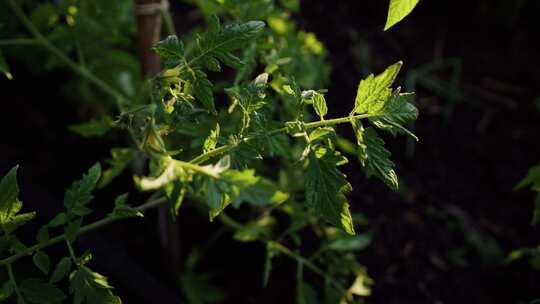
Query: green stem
190,113,373,164
268,241,347,295
6,263,25,304
65,240,78,264
0,38,37,46
217,213,347,296
7,0,129,109
161,6,176,36
0,197,166,266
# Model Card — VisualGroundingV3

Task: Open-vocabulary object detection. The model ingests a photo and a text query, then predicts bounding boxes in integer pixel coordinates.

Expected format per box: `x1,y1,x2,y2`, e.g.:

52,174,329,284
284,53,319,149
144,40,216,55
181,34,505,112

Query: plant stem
268,241,347,295
190,113,373,164
7,0,129,108
65,240,78,264
6,263,25,303
217,213,347,296
0,197,167,266
161,6,176,36
0,38,37,46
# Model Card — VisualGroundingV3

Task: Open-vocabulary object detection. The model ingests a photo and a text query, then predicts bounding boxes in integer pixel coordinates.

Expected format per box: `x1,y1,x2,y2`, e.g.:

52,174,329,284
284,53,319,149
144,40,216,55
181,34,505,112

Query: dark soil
1,1,540,303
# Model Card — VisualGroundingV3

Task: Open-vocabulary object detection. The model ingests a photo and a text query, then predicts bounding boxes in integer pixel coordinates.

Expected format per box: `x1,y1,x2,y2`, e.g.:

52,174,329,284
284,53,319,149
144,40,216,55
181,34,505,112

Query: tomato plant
0,0,420,302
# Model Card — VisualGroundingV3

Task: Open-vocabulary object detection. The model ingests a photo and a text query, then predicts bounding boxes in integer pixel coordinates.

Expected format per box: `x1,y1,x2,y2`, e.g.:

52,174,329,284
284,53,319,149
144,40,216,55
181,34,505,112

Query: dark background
1,0,540,303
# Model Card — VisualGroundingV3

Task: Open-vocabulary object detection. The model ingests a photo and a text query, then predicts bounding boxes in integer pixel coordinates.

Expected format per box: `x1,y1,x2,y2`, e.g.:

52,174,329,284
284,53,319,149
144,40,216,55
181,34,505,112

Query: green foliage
0,1,421,303
384,0,421,30
306,147,355,235
70,266,121,304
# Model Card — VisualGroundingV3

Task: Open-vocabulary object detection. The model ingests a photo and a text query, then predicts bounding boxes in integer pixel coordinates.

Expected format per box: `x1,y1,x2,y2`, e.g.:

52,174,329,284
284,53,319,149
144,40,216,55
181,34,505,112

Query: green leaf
64,163,101,215
368,91,419,140
0,280,14,301
203,123,220,153
233,215,275,242
164,179,187,216
69,266,121,304
180,270,225,304
33,251,51,275
192,17,265,69
65,219,82,243
50,257,72,284
98,148,135,188
189,67,216,114
152,35,185,68
263,242,279,287
108,193,143,219
358,127,399,191
305,148,355,235
328,233,373,251
353,61,402,115
20,279,66,304
515,165,540,190
297,282,318,304
3,212,36,235
231,178,289,208
312,92,328,120
68,117,113,138
48,212,68,227
384,0,420,31
0,165,22,225
0,50,13,80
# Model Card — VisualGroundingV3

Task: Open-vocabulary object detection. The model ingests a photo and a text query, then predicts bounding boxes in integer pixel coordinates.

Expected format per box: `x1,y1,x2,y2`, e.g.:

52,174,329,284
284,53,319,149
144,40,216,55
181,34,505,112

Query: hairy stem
7,0,129,108
0,197,167,266
190,113,373,164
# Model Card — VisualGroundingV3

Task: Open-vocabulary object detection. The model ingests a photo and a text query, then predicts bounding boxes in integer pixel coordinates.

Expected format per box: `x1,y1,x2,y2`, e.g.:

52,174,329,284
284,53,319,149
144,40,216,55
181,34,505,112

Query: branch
190,113,374,164
0,197,167,266
7,0,130,108
217,213,347,295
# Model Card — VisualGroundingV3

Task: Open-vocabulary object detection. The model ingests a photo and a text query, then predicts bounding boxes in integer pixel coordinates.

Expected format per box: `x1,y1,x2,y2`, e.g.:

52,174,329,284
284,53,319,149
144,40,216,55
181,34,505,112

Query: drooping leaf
20,279,66,304
368,90,419,140
164,179,187,216
357,127,399,191
33,251,51,275
107,193,143,219
305,148,355,235
69,266,121,304
50,257,72,284
263,242,280,287
64,163,101,216
384,0,420,31
68,117,113,138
